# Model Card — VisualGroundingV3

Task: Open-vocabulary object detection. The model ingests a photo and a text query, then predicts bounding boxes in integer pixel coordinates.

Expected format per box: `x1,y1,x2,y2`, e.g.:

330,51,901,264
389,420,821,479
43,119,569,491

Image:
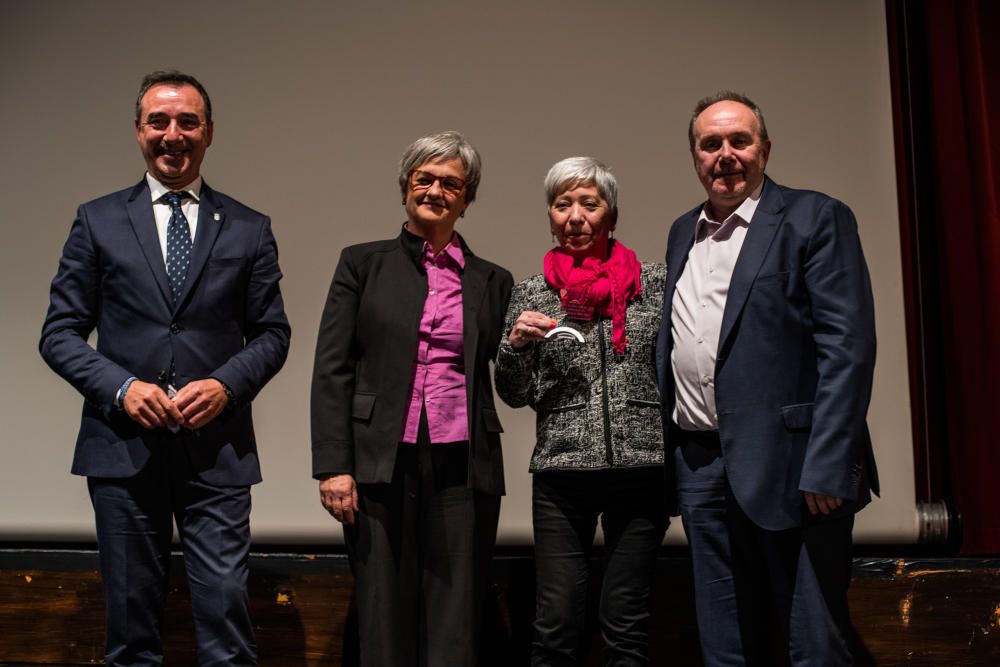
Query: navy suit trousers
88,432,255,667
674,429,855,667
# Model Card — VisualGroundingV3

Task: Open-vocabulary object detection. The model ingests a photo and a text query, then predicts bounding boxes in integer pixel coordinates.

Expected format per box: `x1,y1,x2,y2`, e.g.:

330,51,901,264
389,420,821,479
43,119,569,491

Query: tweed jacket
495,261,666,472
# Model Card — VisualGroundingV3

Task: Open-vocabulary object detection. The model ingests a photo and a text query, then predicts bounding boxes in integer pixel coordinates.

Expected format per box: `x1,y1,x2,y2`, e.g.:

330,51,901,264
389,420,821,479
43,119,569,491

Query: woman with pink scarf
496,157,670,666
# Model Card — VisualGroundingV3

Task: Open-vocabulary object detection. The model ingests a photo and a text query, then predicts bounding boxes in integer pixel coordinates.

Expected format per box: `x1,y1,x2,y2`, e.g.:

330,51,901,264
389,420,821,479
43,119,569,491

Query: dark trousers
345,415,500,667
674,429,855,667
531,468,669,667
88,435,255,667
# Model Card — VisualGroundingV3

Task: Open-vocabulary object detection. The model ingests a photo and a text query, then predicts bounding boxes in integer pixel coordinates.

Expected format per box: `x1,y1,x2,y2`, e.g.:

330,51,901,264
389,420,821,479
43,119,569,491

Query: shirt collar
695,179,765,241
146,173,203,204
400,223,466,270
421,231,465,269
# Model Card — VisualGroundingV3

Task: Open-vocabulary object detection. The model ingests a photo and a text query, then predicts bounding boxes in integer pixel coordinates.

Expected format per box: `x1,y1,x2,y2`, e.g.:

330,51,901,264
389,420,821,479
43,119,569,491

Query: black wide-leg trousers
345,412,500,667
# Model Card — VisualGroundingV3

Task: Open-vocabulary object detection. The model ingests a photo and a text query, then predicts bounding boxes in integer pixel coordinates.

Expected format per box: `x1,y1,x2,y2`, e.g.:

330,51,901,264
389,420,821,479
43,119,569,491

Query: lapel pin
213,212,221,221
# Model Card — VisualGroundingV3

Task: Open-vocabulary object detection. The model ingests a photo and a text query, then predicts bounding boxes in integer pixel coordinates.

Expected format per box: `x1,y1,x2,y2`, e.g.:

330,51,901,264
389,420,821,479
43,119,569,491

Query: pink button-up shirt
401,234,469,444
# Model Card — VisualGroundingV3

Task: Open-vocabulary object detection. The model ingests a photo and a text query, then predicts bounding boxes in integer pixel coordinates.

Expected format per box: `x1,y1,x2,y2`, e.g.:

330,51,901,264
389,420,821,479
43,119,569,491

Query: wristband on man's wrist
114,376,137,410
218,380,235,407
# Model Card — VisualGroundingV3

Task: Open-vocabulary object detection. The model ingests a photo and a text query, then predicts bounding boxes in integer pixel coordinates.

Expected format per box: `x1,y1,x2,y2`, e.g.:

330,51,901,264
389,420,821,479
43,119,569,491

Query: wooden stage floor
2,549,998,665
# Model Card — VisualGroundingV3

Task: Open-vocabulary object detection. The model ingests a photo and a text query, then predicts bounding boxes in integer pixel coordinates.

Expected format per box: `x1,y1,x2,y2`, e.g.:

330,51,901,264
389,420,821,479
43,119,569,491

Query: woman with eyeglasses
311,131,513,667
495,157,670,666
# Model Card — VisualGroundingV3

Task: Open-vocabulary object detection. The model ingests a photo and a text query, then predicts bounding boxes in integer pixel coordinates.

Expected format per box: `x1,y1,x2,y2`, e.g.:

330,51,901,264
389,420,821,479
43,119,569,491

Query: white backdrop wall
0,0,916,544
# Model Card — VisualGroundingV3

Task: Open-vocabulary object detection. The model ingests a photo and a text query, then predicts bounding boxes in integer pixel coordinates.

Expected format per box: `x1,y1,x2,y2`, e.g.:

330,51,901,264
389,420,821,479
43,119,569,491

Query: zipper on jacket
597,319,614,466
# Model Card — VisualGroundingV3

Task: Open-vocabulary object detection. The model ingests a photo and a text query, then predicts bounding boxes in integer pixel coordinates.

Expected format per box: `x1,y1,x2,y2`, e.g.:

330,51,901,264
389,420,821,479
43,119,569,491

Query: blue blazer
656,177,879,530
40,178,291,487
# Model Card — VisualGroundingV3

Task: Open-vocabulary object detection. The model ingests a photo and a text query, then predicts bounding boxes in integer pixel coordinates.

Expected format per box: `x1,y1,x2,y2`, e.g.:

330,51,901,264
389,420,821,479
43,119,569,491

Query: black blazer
39,178,291,486
311,228,514,496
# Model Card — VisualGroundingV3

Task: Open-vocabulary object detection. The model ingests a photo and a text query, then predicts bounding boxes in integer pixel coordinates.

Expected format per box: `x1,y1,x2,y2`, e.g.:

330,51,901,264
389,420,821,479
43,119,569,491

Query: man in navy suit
656,91,878,666
40,70,290,666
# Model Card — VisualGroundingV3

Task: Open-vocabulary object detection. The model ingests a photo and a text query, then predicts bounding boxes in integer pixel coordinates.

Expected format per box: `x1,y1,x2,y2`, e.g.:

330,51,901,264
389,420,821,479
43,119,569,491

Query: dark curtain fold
888,0,1000,554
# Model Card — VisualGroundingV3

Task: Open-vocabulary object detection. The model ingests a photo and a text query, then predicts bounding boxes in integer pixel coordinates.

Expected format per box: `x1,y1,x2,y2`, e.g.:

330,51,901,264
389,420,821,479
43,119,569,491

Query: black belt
671,423,721,447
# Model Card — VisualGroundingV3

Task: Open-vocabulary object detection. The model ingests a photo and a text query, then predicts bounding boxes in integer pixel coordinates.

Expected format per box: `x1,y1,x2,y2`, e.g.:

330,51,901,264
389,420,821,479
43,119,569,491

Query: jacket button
170,323,180,334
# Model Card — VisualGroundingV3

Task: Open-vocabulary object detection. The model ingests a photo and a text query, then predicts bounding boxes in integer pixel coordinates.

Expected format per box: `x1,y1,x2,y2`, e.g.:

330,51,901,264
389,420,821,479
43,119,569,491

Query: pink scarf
543,240,642,354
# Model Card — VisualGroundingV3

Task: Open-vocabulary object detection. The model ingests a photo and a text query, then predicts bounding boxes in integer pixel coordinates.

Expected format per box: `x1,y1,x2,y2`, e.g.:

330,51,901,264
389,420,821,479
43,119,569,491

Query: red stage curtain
889,0,1000,553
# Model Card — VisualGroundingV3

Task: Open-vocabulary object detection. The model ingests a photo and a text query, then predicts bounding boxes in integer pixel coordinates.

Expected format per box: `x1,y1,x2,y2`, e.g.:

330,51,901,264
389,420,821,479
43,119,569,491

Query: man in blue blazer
40,70,290,666
656,91,878,666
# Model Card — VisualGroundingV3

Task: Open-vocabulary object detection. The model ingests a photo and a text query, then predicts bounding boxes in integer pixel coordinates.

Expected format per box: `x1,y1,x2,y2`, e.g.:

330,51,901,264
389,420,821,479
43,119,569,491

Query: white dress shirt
146,173,202,266
671,182,764,431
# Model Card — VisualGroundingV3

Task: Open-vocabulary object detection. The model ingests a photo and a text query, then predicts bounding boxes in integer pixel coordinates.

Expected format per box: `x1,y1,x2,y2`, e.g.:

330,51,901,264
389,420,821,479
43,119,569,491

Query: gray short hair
398,131,482,204
688,90,769,152
544,157,618,214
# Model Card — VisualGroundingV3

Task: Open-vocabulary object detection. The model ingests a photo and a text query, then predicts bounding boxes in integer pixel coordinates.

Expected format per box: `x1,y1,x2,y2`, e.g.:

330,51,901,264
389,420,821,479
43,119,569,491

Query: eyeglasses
409,170,467,195
141,115,207,132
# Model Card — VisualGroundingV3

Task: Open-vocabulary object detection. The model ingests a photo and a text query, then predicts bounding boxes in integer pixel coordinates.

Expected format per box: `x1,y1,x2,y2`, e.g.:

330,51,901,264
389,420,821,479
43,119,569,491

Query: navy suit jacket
40,178,291,487
656,177,879,530
310,229,513,496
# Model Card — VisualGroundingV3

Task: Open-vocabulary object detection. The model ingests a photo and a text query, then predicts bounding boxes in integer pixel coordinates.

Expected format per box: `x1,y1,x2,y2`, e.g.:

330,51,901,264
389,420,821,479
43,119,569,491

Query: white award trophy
544,325,585,343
